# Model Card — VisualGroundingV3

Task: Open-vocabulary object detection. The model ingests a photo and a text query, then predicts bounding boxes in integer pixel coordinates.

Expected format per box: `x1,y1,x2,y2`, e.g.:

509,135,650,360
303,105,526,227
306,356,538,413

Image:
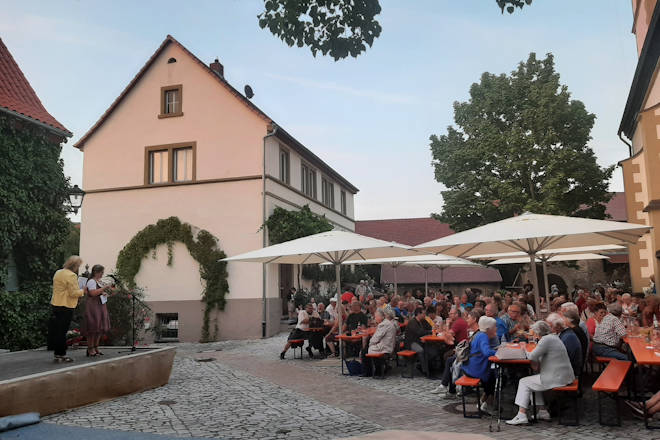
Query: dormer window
159,85,183,118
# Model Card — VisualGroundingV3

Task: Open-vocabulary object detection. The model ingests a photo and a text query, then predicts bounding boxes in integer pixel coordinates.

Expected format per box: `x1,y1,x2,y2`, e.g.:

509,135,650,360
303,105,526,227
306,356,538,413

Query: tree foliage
497,0,533,14
0,114,70,285
430,53,614,232
258,1,534,60
262,205,333,245
258,0,382,60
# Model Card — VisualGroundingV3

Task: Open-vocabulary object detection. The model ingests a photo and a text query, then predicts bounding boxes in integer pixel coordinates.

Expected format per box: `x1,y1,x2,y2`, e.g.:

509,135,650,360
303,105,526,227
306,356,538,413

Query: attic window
159,84,183,118
167,57,177,64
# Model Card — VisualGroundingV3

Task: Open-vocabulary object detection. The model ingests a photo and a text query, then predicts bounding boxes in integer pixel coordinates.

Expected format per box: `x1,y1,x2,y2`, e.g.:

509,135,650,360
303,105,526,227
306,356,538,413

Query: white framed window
340,190,347,215
279,148,290,184
149,150,168,184
301,163,317,199
164,90,179,114
322,177,334,209
173,147,193,182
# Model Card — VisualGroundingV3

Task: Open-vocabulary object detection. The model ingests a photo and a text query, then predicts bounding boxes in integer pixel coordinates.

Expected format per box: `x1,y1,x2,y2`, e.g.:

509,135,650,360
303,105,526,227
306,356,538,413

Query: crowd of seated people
280,281,660,423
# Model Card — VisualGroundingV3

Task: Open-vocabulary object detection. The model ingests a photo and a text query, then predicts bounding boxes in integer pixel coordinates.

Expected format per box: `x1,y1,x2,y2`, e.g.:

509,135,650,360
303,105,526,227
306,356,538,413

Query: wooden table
419,334,449,378
625,337,660,365
488,343,536,432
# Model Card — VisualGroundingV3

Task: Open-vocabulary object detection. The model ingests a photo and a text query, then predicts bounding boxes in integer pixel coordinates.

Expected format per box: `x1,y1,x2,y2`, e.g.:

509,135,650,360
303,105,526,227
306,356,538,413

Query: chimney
210,58,223,77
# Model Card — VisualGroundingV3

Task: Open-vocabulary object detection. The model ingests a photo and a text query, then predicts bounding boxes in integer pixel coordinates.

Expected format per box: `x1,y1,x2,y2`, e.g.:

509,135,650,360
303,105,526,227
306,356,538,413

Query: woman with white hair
461,316,498,413
506,320,575,425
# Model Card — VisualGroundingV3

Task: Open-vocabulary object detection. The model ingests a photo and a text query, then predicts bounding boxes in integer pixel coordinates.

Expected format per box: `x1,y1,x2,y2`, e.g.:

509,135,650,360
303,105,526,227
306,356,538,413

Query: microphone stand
118,291,149,354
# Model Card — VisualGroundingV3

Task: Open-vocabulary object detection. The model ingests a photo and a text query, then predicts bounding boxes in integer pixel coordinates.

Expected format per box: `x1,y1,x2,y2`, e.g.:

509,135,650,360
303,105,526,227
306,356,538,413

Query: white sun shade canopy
489,253,610,265
332,254,482,268
468,244,626,261
222,230,420,265
415,213,651,257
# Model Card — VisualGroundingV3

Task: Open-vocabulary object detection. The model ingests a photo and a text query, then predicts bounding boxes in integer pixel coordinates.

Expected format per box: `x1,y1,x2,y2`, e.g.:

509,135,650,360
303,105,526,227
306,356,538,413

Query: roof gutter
261,123,279,338
618,132,633,158
0,107,72,139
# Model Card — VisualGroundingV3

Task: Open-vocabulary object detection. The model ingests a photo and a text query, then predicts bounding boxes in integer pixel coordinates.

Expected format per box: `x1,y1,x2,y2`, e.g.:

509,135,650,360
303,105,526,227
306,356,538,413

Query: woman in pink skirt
83,264,113,356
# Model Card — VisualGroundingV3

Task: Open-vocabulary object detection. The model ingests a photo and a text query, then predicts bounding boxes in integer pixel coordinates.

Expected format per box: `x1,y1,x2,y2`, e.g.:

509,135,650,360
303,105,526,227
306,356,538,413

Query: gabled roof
73,35,358,193
355,217,454,246
619,1,660,140
0,38,71,137
74,35,270,150
356,217,502,285
605,192,627,222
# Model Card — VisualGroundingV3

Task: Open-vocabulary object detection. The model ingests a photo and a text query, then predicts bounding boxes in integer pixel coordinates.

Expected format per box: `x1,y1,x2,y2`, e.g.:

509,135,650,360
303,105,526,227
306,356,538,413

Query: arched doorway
547,274,567,295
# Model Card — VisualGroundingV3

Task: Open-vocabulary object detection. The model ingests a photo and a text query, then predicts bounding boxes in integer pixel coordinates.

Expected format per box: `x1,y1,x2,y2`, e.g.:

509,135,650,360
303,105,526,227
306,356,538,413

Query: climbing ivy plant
262,205,333,245
115,217,228,342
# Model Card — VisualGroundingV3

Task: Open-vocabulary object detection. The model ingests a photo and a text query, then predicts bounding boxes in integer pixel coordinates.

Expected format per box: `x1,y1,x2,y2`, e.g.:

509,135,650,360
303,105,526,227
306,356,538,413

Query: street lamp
66,184,85,214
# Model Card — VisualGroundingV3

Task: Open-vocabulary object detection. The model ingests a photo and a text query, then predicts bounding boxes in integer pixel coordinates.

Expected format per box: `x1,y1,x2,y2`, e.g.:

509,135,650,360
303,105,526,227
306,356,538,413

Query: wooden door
279,264,293,316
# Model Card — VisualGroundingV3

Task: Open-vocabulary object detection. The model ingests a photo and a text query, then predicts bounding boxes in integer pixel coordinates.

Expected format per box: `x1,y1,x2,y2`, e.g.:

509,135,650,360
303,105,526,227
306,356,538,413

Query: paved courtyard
43,333,656,440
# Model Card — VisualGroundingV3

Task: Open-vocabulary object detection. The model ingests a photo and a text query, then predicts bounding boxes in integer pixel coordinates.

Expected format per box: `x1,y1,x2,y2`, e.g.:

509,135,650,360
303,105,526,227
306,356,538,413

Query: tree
430,53,614,232
262,205,333,244
258,1,531,61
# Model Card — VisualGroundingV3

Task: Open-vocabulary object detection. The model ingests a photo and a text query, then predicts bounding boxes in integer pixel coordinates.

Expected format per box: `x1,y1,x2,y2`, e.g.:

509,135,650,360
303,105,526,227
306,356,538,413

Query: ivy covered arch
115,216,228,342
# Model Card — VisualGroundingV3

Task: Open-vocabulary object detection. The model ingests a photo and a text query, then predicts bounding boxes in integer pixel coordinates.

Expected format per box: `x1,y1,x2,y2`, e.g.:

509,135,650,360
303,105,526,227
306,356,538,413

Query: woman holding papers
82,264,113,357
506,320,574,425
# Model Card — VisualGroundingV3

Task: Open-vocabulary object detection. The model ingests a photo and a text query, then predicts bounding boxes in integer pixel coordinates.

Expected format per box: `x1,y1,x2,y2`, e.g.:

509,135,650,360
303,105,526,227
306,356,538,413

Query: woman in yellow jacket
50,255,84,362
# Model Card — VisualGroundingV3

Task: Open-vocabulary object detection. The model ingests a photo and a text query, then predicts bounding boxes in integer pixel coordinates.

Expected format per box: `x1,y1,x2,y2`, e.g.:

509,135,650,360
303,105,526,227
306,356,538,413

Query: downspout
619,131,633,157
262,123,279,338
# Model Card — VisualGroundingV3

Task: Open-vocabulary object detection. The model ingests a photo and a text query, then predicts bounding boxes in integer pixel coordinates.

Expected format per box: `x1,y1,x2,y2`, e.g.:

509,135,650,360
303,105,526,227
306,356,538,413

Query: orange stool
365,352,387,379
289,339,305,359
553,379,580,425
397,350,417,378
455,375,482,419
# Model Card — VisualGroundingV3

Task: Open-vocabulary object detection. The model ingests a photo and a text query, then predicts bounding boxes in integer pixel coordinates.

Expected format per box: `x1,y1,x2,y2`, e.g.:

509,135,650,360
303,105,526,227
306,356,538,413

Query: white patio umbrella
468,244,626,260
415,212,651,313
332,254,483,296
222,230,419,345
490,253,610,307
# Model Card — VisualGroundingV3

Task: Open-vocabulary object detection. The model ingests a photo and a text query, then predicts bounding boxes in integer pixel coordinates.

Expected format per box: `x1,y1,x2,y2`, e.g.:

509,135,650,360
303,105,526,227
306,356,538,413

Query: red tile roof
605,192,627,222
355,217,454,246
356,217,502,285
0,38,70,136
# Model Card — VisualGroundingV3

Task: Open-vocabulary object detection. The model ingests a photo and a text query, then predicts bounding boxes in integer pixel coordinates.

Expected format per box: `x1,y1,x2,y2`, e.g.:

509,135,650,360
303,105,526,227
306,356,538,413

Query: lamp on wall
66,184,85,214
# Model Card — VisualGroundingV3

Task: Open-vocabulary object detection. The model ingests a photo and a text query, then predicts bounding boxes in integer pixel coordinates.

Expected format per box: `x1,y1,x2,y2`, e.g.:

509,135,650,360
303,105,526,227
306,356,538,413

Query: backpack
455,330,479,363
345,359,363,376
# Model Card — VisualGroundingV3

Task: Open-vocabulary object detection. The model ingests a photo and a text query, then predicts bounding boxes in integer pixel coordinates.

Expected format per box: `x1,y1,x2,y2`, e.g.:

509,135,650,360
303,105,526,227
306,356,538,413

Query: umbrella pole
529,253,541,314
425,268,428,297
394,265,398,296
440,267,445,290
335,263,343,360
542,258,551,314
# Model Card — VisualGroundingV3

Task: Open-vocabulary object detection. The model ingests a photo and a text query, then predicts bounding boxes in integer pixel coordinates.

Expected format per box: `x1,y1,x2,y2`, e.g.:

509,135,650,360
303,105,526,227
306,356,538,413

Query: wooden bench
592,360,632,426
396,350,417,378
553,379,580,425
364,352,387,379
455,376,482,419
289,339,305,359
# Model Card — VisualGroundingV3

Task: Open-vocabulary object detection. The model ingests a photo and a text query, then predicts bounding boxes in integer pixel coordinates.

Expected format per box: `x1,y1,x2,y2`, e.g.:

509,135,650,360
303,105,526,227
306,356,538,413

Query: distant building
355,218,503,295
619,0,660,292
75,35,357,342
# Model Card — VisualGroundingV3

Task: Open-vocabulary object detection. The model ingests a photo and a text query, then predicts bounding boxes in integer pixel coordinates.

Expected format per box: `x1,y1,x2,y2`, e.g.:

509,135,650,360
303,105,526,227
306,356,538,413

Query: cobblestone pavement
45,334,657,440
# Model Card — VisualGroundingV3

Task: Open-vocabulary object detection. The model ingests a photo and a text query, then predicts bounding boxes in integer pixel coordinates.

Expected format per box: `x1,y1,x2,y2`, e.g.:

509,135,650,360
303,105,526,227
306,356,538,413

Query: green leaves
115,217,228,342
257,0,382,61
430,53,613,232
262,205,333,244
0,115,70,286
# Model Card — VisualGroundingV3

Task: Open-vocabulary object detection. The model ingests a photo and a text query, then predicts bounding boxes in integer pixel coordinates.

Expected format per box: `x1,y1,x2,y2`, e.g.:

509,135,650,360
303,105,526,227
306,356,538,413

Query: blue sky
1,0,638,220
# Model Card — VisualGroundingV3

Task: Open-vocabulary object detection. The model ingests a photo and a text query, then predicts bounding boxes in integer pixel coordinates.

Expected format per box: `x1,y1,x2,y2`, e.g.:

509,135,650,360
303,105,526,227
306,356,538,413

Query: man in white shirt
280,303,318,360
